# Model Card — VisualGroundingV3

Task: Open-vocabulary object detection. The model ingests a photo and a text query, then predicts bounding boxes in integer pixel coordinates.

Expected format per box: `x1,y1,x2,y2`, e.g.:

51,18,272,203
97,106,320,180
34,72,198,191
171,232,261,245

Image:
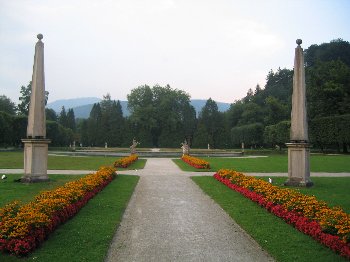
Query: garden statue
130,138,140,154
181,140,190,156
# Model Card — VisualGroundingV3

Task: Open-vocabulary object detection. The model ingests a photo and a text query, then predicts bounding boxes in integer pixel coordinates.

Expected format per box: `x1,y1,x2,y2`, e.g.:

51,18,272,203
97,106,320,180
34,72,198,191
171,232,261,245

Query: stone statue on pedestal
181,140,190,156
130,138,140,155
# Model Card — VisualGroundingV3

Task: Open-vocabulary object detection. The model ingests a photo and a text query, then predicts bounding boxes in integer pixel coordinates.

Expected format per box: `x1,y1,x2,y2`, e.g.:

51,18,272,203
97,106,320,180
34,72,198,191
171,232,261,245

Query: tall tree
197,98,224,148
127,84,195,147
108,100,124,146
304,39,350,67
87,103,103,146
58,106,68,127
307,60,350,119
46,108,57,121
0,95,16,115
66,109,76,131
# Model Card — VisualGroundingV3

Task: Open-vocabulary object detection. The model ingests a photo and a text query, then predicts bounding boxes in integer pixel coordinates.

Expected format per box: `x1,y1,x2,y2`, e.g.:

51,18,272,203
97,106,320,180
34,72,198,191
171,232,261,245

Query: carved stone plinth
285,142,313,187
22,138,51,183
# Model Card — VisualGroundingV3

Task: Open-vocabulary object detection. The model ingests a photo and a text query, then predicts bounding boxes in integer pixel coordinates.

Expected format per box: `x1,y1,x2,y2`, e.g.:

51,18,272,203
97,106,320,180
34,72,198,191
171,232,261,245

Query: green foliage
0,112,13,146
45,108,57,121
127,84,195,147
310,114,350,152
307,60,350,119
17,82,32,116
0,95,16,115
46,121,74,146
231,122,264,147
196,98,226,148
264,121,290,147
304,38,350,67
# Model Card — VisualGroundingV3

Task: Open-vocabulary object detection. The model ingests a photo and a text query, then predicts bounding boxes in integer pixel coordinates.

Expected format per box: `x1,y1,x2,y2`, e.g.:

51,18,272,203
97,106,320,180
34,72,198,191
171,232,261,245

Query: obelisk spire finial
296,39,302,46
37,33,43,41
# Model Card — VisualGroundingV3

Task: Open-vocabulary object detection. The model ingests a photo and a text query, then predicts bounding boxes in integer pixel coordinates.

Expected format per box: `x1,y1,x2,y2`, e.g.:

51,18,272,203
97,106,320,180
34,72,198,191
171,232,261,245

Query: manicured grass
1,175,139,262
0,152,146,170
0,174,85,206
175,154,350,172
192,176,349,262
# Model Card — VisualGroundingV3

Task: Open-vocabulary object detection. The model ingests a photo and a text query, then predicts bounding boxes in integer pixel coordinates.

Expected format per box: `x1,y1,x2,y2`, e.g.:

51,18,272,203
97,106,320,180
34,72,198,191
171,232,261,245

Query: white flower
1,175,7,179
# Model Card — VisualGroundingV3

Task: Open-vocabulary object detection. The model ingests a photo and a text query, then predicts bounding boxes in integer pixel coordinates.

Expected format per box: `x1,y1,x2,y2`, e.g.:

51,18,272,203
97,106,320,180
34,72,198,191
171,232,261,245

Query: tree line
1,39,349,152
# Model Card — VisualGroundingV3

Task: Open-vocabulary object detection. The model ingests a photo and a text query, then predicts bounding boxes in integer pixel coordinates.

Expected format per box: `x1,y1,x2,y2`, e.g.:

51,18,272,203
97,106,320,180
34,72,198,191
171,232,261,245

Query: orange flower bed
0,166,116,256
181,155,210,169
114,154,138,168
215,169,350,258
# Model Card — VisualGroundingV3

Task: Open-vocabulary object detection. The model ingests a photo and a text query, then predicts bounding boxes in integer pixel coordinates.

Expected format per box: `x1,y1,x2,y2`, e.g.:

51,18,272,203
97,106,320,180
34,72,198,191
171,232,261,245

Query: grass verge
1,174,139,262
0,174,85,206
192,176,349,262
174,155,350,172
0,152,146,170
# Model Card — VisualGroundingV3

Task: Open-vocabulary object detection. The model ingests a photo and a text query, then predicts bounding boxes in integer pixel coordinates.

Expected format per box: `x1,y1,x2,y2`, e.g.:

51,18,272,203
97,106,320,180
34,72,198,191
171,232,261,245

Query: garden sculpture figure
130,138,140,155
181,140,190,156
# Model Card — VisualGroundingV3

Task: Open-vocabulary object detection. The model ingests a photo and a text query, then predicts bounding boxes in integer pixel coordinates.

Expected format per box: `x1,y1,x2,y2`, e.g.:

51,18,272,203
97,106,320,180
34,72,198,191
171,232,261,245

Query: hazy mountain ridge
47,97,231,119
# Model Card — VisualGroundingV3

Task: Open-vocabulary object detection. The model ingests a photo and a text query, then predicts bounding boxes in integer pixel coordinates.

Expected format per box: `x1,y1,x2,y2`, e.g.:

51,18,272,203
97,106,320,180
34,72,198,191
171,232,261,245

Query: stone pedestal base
285,142,313,187
21,138,51,183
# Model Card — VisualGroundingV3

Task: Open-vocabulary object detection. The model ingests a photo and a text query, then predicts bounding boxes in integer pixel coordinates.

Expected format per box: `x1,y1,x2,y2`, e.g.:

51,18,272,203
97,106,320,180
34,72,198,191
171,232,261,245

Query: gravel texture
105,158,274,262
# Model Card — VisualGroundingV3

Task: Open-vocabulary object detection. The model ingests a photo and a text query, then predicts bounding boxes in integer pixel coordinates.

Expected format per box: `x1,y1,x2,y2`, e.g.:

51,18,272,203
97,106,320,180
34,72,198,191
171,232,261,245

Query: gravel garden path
105,158,274,262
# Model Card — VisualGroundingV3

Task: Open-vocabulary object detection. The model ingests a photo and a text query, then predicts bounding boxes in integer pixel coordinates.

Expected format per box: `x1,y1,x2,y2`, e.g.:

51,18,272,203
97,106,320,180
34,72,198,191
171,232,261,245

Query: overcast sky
1,0,349,104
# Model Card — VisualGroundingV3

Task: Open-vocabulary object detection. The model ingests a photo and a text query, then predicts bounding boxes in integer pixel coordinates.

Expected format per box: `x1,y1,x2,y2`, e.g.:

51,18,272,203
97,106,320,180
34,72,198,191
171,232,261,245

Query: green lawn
174,154,350,172
192,176,349,262
0,174,85,206
0,174,139,262
0,152,146,170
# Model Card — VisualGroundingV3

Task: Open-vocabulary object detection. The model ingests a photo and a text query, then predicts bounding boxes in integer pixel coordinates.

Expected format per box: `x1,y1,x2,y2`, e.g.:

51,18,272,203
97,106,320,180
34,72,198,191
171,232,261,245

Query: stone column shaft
27,37,46,138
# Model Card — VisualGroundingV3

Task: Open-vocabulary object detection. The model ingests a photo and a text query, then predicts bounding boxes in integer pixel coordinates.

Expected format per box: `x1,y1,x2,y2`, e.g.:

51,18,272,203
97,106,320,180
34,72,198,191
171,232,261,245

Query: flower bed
0,166,116,256
214,169,350,259
114,154,138,168
181,155,210,169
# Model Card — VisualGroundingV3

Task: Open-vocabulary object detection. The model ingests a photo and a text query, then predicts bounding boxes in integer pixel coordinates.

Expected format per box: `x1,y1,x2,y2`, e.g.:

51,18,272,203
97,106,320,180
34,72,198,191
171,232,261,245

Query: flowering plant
181,155,210,169
214,169,350,259
114,154,138,168
0,166,116,256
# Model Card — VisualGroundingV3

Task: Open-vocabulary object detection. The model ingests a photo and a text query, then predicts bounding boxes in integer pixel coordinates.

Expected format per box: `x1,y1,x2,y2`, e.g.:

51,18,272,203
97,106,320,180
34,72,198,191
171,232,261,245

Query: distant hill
47,97,101,112
191,99,230,115
72,101,129,119
47,97,231,119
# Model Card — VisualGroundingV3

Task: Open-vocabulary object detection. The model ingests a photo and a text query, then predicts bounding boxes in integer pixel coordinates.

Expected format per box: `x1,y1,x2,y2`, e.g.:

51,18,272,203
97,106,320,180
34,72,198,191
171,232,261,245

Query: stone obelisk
21,34,51,183
285,39,312,187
